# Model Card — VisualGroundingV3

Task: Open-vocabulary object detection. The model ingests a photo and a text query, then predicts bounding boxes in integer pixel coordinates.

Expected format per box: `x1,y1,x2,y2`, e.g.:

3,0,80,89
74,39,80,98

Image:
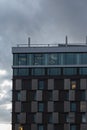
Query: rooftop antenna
65,36,68,46
28,37,30,47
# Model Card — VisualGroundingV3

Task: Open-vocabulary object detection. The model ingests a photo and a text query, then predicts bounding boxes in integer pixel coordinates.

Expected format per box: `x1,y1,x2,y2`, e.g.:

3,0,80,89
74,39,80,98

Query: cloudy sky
0,0,87,129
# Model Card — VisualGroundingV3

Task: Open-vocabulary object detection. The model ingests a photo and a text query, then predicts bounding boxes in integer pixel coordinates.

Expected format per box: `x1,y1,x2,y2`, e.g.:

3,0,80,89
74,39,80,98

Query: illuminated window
71,81,76,89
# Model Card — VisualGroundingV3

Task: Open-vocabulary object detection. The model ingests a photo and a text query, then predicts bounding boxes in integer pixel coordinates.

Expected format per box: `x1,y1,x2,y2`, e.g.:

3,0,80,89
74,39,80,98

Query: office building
12,42,87,130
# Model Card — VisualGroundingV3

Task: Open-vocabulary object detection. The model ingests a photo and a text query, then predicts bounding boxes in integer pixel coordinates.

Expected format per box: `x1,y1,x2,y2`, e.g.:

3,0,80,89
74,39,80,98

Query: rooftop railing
16,43,87,47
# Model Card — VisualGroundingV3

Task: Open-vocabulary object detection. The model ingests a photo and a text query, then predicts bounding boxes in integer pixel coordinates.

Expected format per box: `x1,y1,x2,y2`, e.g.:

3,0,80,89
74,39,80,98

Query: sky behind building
0,0,87,130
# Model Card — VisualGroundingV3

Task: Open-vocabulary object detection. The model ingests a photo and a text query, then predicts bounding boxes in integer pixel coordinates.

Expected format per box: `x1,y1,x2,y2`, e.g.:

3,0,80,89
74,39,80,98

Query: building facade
12,44,87,130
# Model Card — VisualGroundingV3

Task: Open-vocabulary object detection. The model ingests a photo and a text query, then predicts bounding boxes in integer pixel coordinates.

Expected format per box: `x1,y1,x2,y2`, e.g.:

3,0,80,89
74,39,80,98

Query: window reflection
33,54,44,65
48,54,57,65
19,54,27,65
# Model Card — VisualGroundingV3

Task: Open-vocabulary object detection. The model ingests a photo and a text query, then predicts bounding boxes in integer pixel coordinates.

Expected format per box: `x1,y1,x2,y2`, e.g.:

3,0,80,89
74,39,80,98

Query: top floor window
33,54,45,65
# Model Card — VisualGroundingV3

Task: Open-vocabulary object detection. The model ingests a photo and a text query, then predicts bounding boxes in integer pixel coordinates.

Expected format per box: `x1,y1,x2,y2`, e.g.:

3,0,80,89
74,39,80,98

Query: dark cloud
0,0,87,125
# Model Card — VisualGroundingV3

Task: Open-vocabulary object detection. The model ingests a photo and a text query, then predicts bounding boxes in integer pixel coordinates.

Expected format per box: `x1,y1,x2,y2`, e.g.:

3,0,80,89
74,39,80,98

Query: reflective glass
32,54,45,65
38,102,44,112
63,53,77,65
32,68,45,75
70,125,76,130
82,113,86,123
79,53,87,64
48,53,58,65
80,68,87,75
13,68,18,76
47,68,61,75
70,102,76,112
38,125,44,130
18,54,27,65
63,68,77,75
13,54,18,65
18,68,29,76
38,80,45,90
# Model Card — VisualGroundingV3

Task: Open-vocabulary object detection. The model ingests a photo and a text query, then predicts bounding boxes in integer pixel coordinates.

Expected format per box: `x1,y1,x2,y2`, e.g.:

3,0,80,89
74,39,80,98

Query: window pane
19,54,27,65
79,53,87,64
18,68,29,76
13,68,18,76
48,113,52,123
32,54,45,65
82,113,86,123
48,53,58,65
38,102,44,112
70,102,76,112
47,68,61,75
32,68,45,76
38,125,44,130
80,91,85,100
13,54,18,65
38,80,45,90
71,81,76,89
63,68,77,75
63,53,77,65
70,125,76,130
80,68,87,75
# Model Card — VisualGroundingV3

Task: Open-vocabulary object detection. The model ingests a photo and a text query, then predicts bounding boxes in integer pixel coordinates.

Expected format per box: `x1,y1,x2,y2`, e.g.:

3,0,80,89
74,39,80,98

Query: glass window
48,113,52,123
65,113,69,123
13,54,19,65
17,92,21,101
80,102,86,112
79,68,87,75
48,53,58,65
47,68,61,75
38,102,44,112
63,68,77,75
32,113,36,123
70,124,76,130
38,80,45,90
17,114,20,123
32,68,45,76
13,68,18,76
32,54,45,65
71,81,76,89
70,102,76,112
18,68,29,76
82,113,86,123
79,53,87,64
80,91,85,100
18,54,27,65
38,125,44,130
65,91,69,100
31,91,36,100
63,53,77,65
46,91,52,100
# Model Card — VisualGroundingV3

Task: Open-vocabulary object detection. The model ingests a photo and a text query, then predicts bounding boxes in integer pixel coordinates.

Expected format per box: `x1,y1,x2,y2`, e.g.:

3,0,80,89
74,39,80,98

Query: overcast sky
0,0,87,129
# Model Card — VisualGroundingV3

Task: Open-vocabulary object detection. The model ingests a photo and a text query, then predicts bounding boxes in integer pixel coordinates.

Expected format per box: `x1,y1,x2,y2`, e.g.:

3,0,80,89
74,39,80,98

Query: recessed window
70,124,76,130
63,68,77,75
30,91,36,100
82,113,86,123
38,125,44,130
32,68,45,76
32,113,36,123
71,81,76,89
47,113,52,123
70,102,76,112
38,102,44,112
47,68,61,75
38,80,45,90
